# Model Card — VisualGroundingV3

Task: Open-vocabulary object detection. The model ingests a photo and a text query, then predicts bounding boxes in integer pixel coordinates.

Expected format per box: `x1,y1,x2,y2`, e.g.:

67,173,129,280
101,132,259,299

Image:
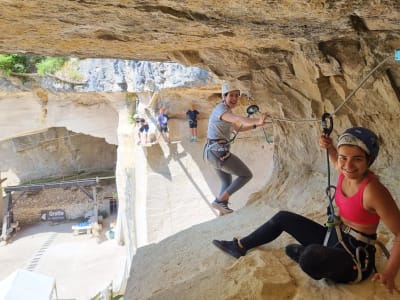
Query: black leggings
240,211,376,283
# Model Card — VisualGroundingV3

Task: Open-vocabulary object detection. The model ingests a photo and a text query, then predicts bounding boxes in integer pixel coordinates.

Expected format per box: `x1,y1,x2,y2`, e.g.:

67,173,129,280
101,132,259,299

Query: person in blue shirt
137,118,149,145
157,107,170,143
186,103,200,142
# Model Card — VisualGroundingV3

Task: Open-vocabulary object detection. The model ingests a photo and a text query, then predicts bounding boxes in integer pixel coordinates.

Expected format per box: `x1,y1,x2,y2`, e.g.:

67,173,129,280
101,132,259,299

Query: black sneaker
212,199,234,215
285,244,305,263
212,238,246,258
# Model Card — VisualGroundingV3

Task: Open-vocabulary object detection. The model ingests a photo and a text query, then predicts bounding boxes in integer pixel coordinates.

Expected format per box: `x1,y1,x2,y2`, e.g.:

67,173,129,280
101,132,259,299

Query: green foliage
36,57,68,76
57,58,84,82
0,54,28,75
0,54,67,76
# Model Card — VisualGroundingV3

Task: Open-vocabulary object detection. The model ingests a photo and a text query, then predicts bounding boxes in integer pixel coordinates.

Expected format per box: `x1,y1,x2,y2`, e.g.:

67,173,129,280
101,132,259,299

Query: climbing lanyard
229,124,243,144
321,113,339,246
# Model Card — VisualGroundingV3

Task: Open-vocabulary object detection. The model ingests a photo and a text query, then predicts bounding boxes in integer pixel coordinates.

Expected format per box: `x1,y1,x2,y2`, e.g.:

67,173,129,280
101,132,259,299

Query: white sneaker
212,199,234,215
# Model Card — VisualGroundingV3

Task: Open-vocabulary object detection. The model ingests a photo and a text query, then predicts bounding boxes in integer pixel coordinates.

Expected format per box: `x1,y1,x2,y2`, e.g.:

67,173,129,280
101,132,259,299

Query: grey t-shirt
207,102,232,141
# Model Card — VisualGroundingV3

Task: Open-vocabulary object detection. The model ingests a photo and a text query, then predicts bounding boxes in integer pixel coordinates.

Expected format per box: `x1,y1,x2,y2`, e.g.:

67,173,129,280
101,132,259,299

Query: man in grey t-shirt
205,81,269,215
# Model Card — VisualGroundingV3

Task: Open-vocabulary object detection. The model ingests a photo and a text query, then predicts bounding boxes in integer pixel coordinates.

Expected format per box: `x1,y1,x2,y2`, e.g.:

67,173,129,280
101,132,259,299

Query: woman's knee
243,170,253,182
271,210,295,222
298,245,328,280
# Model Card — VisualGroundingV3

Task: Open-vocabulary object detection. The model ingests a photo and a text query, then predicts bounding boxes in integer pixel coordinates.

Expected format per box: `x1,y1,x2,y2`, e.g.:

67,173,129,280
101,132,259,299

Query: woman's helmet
221,82,241,96
337,127,379,166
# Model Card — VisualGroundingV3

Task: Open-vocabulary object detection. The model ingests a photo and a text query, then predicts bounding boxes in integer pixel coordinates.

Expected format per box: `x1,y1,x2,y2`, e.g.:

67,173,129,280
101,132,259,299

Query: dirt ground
0,216,126,300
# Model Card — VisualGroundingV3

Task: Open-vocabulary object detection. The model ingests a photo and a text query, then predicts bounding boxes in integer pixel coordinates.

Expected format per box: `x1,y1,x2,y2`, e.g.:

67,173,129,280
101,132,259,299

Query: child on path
186,103,199,142
137,118,149,145
157,107,170,143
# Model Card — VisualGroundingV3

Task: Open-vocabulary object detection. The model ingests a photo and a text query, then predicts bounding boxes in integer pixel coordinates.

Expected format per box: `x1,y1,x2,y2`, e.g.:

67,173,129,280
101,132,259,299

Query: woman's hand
258,113,269,126
319,135,333,150
371,271,400,294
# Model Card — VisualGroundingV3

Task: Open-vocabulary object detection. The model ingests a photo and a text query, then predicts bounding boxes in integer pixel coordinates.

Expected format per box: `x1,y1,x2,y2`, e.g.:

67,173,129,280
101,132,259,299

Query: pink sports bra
335,172,380,225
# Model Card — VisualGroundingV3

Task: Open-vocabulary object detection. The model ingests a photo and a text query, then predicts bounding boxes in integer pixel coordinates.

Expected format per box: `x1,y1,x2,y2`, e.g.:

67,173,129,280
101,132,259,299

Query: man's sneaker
212,238,246,258
212,199,233,215
285,244,305,263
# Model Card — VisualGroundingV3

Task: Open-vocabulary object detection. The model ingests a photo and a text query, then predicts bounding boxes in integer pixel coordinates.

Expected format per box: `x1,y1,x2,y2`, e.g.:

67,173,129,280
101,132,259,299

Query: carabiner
321,113,333,136
246,104,260,117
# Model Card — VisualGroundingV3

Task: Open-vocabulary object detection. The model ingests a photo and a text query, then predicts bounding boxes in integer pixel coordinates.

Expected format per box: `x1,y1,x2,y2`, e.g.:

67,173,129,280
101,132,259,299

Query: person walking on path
137,118,149,145
212,127,400,294
157,107,170,143
204,81,269,215
186,103,200,142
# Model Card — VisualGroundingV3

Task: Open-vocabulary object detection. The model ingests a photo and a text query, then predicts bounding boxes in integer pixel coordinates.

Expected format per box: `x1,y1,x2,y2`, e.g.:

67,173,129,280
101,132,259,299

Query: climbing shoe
212,238,246,258
285,243,305,263
211,199,233,215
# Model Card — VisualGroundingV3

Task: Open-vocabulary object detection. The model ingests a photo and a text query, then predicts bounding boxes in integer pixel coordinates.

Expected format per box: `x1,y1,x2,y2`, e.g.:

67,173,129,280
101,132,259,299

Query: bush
36,57,68,76
0,54,28,75
0,54,67,76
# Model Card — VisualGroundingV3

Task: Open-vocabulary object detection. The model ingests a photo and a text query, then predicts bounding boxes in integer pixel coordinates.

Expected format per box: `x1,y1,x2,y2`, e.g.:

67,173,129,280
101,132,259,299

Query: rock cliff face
1,1,399,167
1,1,400,299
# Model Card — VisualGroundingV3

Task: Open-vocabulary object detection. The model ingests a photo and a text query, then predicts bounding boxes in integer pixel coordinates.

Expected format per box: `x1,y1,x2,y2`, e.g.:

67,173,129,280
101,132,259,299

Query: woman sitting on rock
213,127,400,294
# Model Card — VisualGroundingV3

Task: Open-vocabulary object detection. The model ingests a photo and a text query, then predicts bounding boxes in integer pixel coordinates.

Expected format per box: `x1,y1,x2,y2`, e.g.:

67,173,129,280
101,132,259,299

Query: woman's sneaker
212,238,246,258
212,199,233,215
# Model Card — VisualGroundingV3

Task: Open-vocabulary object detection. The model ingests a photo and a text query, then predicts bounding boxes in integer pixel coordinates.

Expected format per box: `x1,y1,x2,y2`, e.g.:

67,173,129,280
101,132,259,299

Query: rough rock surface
1,1,400,299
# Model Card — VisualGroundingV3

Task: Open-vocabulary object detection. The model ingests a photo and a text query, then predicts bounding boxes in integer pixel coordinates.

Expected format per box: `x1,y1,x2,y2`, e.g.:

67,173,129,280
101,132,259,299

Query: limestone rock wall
0,127,117,183
2,1,400,299
1,1,400,178
0,90,122,145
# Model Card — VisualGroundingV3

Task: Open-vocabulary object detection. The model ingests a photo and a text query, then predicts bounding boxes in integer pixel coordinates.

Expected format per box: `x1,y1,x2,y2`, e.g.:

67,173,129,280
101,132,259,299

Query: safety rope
265,55,392,124
330,56,391,118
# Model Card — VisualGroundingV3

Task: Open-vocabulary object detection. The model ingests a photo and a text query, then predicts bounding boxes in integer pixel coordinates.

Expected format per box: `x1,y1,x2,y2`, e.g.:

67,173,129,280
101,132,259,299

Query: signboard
41,209,66,221
395,49,400,62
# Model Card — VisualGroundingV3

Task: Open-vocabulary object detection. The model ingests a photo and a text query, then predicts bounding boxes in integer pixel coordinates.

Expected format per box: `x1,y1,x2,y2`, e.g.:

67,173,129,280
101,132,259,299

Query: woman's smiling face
224,90,240,108
337,145,369,179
